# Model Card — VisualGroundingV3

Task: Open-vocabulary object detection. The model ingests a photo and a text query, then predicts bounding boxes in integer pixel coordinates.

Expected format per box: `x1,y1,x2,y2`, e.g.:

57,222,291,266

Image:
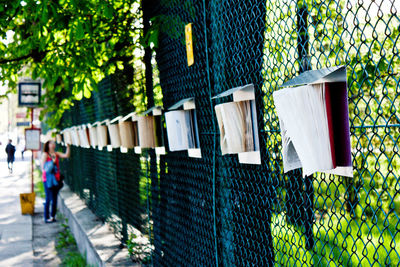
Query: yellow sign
185,23,194,66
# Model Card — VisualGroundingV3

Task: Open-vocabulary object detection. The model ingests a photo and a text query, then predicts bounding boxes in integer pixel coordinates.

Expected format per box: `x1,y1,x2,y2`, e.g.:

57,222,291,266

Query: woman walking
41,140,70,223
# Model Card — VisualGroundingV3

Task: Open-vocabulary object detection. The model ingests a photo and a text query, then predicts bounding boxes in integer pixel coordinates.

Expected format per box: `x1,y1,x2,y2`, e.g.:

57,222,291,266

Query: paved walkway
0,156,34,266
32,197,63,266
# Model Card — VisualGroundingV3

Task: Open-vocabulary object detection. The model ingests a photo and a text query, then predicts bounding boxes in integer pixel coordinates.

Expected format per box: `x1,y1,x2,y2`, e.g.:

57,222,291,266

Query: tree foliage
0,0,143,126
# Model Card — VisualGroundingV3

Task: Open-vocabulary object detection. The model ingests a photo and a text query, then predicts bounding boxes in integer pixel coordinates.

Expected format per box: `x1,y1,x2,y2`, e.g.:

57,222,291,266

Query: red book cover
325,83,337,168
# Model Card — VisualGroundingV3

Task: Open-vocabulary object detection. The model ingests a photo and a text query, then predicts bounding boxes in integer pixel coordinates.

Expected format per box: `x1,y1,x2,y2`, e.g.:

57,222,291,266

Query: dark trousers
43,182,60,220
7,159,14,170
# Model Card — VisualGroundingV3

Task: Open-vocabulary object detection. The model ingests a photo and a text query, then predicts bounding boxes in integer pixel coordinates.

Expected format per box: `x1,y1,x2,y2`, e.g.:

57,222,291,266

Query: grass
56,215,91,267
272,213,400,266
272,166,400,266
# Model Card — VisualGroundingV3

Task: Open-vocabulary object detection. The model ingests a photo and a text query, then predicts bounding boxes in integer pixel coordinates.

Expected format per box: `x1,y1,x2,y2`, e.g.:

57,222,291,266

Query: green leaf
83,79,91,98
104,5,113,19
75,21,85,40
32,67,38,80
148,29,159,48
75,89,83,100
116,61,124,70
41,6,49,24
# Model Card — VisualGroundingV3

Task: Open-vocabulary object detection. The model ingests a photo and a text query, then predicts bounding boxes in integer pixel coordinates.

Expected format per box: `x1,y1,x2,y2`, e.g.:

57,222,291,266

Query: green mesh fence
58,71,150,248
58,0,399,266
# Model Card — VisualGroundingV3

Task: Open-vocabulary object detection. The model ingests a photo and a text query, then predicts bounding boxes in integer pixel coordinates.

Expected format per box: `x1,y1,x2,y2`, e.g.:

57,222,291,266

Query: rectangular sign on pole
16,112,27,119
18,82,41,107
17,122,31,127
25,128,41,151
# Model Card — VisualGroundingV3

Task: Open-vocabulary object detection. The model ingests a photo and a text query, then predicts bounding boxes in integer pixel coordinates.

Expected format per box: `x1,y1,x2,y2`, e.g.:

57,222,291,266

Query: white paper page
97,125,108,149
78,129,89,148
119,121,136,149
138,116,156,148
278,118,302,172
215,101,254,155
165,110,193,151
89,127,98,148
108,124,121,148
63,132,72,145
273,84,333,176
185,110,196,149
71,129,80,146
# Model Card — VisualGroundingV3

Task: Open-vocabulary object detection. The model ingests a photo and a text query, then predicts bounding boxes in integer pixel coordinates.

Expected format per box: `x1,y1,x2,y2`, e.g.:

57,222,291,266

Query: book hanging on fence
137,106,166,155
70,126,80,147
165,97,201,158
62,129,72,145
273,65,353,177
78,125,90,148
213,84,261,165
107,116,123,149
118,112,139,150
96,120,109,150
88,123,98,148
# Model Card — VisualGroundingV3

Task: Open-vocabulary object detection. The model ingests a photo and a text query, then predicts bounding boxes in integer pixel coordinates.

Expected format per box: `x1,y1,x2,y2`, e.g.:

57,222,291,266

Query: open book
88,126,98,148
165,110,199,151
108,124,121,148
63,130,72,145
138,116,155,148
138,116,164,148
215,101,256,155
78,127,90,148
96,125,109,149
273,82,352,177
119,121,138,149
136,107,165,154
71,128,80,147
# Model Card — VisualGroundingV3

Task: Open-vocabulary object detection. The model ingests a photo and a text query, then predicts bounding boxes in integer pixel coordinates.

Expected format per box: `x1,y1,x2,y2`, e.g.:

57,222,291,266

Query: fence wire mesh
58,0,399,266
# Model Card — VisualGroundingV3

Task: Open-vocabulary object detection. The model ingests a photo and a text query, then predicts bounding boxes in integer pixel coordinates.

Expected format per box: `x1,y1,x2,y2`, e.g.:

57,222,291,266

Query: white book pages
88,127,98,148
119,121,136,149
71,129,80,147
78,128,90,148
97,125,108,149
215,101,254,155
108,124,121,148
279,118,302,172
138,116,156,148
165,110,195,151
63,131,72,145
273,84,334,177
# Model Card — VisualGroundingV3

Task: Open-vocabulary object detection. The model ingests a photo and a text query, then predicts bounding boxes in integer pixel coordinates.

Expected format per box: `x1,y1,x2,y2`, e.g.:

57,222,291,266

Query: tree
0,0,143,127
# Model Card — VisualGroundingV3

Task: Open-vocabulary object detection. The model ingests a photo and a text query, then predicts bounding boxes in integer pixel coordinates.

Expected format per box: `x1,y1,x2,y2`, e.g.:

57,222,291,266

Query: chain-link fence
58,0,399,266
58,68,151,245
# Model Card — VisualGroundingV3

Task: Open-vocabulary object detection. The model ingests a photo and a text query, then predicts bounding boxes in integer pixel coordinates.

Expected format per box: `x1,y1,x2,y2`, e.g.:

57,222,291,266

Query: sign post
25,110,41,193
18,81,41,194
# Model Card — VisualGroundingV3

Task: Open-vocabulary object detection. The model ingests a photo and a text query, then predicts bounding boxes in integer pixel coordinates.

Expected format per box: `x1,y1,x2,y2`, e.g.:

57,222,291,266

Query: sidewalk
32,196,63,266
0,156,34,266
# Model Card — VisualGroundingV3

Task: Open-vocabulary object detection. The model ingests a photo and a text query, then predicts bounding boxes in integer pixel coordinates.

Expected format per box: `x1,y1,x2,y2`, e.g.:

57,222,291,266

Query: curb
58,184,131,266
